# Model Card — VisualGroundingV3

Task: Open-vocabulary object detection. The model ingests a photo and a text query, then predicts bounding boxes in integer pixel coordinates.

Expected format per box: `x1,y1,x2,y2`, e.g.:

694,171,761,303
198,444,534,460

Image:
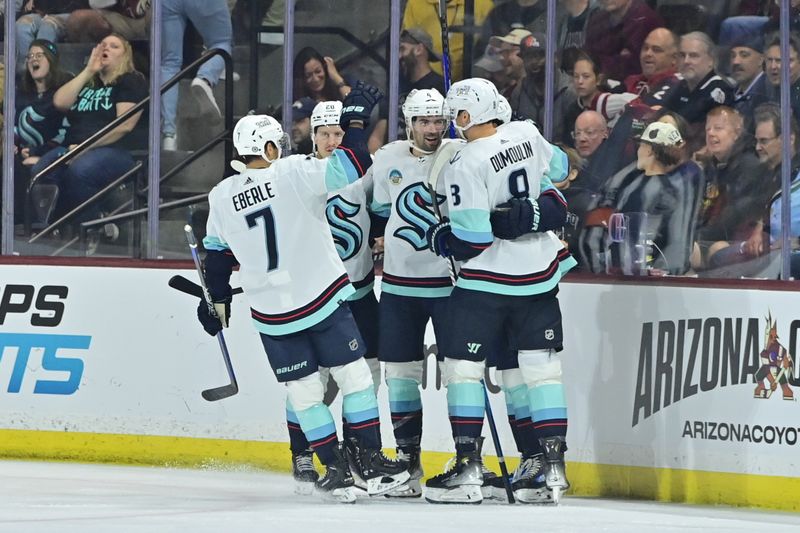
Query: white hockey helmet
233,114,288,163
496,93,512,125
445,78,499,137
402,88,446,153
311,100,342,130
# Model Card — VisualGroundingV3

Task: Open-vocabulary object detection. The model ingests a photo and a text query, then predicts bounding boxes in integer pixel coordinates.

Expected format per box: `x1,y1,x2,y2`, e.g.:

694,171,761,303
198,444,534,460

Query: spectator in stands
293,47,351,103
367,28,444,153
718,104,800,267
572,110,608,161
14,1,87,73
566,52,636,132
403,0,494,82
13,39,71,223
478,0,558,54
719,0,800,47
692,105,765,271
558,0,597,52
764,33,800,120
160,0,233,151
290,97,315,155
473,43,508,92
584,0,663,84
66,0,150,43
622,28,680,97
730,35,768,126
30,33,147,227
491,28,530,98
508,32,575,143
664,31,733,150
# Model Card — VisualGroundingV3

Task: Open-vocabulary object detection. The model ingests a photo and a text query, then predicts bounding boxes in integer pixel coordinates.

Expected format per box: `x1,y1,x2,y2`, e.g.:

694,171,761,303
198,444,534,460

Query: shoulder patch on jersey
389,168,403,185
711,87,726,104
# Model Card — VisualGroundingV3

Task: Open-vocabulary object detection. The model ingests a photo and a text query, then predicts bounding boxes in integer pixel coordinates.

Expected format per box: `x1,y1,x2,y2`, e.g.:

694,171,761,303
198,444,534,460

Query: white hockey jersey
370,139,463,298
444,120,575,296
327,173,374,300
203,152,359,335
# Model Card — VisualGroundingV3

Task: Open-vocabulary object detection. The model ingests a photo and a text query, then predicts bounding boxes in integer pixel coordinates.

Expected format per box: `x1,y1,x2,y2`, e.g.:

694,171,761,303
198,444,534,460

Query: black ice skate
511,453,552,504
315,444,356,503
540,436,569,504
385,447,423,498
476,437,501,500
292,449,319,495
345,438,410,496
424,447,484,504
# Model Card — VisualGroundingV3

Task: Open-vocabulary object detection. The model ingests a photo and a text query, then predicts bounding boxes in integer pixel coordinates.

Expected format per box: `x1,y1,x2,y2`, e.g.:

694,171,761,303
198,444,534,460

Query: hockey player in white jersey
424,78,575,504
196,84,409,503
283,99,384,495
368,88,459,497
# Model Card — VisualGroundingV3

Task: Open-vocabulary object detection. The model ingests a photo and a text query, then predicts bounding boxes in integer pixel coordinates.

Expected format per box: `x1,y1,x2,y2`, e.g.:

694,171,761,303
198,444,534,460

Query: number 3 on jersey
450,184,461,206
245,206,279,271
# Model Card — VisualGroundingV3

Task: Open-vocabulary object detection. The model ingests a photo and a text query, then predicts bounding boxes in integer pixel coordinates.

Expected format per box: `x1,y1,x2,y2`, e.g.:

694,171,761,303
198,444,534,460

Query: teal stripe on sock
509,384,531,420
285,398,300,424
531,407,568,422
296,402,337,441
447,382,485,418
343,388,379,424
387,378,422,412
528,383,567,420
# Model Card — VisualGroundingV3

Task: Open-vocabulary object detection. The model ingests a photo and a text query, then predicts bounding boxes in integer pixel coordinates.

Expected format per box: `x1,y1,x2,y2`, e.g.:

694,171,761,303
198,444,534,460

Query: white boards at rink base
0,263,798,512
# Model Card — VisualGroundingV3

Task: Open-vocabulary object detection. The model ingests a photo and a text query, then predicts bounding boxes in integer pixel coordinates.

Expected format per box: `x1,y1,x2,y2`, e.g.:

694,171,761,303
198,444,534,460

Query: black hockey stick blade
201,382,239,402
168,275,243,299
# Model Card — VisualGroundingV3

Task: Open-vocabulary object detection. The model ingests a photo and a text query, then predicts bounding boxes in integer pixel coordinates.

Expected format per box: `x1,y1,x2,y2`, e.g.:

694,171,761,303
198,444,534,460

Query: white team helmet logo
496,94,512,125
402,88,446,153
233,114,289,164
445,78,499,137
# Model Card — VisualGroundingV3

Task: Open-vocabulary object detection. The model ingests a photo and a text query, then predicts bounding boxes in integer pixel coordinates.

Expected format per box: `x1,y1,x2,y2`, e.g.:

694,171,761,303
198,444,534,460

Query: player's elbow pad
204,249,238,300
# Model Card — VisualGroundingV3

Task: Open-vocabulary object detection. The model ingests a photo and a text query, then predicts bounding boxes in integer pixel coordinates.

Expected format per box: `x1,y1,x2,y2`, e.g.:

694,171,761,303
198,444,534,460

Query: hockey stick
437,0,456,138
765,366,787,399
168,274,244,299
184,224,239,402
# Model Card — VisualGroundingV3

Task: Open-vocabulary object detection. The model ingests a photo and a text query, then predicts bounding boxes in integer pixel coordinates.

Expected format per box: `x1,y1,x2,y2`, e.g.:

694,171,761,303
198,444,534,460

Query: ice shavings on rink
1,460,798,533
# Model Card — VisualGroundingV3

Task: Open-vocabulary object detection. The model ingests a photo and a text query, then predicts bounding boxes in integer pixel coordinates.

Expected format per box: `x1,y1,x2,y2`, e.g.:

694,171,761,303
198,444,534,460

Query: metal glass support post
147,0,163,259
2,0,17,254
388,0,401,143
543,0,557,141
282,0,296,142
779,0,792,280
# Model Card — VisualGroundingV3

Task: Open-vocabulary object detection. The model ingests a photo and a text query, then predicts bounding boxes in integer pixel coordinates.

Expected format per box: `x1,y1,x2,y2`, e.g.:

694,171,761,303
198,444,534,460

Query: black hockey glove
427,218,453,257
341,81,384,129
196,296,231,337
491,197,538,240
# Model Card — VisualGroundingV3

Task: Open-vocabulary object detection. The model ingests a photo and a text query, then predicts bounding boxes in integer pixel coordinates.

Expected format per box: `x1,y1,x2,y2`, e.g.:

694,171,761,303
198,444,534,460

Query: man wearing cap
291,97,316,155
368,27,445,153
478,0,562,54
489,28,530,98
473,43,510,93
508,31,575,143
730,34,769,125
585,0,663,84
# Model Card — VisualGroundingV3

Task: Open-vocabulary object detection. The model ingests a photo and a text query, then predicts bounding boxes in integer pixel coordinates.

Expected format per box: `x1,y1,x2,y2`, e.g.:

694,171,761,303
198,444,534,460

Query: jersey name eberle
490,140,533,173
232,182,277,212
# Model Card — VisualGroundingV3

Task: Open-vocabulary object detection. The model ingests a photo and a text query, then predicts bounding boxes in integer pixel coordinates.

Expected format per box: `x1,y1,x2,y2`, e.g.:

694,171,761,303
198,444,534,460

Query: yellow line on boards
1,429,797,512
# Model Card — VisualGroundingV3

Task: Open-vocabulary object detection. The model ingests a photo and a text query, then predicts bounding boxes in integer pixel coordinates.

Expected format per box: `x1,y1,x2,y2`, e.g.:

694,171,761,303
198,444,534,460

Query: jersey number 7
246,206,279,271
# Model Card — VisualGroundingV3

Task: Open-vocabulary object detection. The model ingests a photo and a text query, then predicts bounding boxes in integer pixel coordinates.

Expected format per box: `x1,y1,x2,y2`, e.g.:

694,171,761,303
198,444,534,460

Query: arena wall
1,263,798,511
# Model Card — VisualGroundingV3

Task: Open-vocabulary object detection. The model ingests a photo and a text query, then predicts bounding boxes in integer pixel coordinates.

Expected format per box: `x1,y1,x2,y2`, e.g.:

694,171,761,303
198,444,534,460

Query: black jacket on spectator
665,71,734,125
765,78,800,127
15,86,67,157
732,72,770,129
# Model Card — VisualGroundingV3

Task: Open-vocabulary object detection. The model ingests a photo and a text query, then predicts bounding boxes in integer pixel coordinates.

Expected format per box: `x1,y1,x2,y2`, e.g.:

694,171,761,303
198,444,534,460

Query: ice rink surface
1,460,798,533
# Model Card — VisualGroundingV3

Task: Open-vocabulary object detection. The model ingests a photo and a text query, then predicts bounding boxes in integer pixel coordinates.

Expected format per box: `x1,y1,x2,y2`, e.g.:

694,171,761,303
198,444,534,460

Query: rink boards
0,263,798,512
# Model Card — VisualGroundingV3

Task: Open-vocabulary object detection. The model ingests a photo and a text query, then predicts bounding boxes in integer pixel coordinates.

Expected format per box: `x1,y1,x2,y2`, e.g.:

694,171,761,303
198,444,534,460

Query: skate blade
552,486,562,505
319,486,357,504
384,478,422,498
294,480,315,496
366,470,411,496
514,487,554,504
424,484,483,504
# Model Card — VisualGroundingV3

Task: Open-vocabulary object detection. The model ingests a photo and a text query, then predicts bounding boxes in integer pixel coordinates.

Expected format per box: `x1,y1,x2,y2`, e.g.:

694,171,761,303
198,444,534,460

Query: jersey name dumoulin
489,140,534,173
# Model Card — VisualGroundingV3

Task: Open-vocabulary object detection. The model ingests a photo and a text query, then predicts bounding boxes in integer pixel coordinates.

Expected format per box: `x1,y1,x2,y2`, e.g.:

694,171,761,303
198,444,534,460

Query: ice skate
315,444,356,503
511,453,552,504
424,447,484,504
539,436,569,504
292,449,319,495
385,447,423,498
345,438,410,496
476,438,501,500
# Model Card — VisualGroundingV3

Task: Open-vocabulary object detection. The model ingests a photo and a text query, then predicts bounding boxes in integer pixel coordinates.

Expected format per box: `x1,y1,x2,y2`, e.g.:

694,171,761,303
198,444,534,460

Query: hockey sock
342,387,381,450
295,402,339,465
528,382,568,440
386,378,423,451
503,389,519,453
508,384,542,456
286,399,312,454
447,382,485,454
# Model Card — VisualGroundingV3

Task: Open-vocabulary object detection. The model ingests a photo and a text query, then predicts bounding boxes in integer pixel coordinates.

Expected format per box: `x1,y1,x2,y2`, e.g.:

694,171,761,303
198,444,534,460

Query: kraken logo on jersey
394,183,443,251
326,195,363,261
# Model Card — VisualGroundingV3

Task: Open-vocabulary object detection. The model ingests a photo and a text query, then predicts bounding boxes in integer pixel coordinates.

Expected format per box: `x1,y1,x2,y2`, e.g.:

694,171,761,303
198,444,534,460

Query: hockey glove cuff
341,81,384,129
491,197,538,240
197,300,222,336
427,218,453,257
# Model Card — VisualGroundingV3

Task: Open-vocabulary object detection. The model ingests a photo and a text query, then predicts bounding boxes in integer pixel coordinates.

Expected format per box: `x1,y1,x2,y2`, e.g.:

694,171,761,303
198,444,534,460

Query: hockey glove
341,81,384,129
427,218,453,257
196,296,231,337
491,197,538,240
